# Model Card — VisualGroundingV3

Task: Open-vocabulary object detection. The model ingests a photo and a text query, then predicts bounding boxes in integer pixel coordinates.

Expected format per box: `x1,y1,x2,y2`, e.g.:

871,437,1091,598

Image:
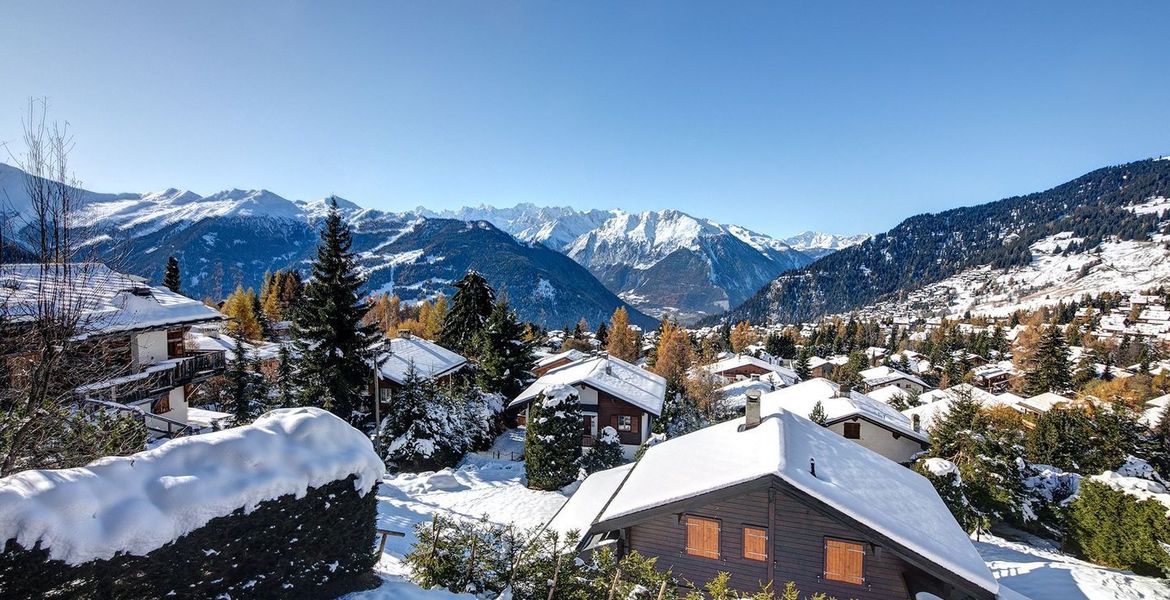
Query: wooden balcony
76,350,227,405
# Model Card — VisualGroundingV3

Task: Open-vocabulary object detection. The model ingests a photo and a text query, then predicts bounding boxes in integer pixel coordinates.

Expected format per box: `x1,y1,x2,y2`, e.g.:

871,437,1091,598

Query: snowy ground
344,431,1168,600
977,534,1169,600
344,430,567,599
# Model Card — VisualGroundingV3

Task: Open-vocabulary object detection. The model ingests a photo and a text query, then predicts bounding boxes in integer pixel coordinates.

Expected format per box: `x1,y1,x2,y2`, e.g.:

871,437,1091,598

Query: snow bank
0,407,384,565
924,458,959,479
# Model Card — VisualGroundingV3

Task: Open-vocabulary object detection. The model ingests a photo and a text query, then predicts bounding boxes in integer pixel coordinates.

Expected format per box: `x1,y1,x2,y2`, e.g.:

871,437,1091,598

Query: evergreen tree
381,368,467,471
223,334,265,424
581,426,625,474
795,349,812,380
1024,326,1072,395
656,389,705,437
594,321,609,347
289,197,378,425
440,271,495,356
808,400,828,426
274,343,294,407
475,299,536,399
525,385,583,490
163,256,181,293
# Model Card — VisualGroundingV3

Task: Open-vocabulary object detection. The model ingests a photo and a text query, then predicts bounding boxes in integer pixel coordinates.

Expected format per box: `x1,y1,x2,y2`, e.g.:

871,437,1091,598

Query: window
616,415,634,432
843,422,861,439
685,516,720,559
152,395,171,415
743,526,768,561
824,538,865,585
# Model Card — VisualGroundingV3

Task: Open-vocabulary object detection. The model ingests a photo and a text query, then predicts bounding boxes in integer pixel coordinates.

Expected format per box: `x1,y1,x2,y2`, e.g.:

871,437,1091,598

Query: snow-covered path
976,534,1170,600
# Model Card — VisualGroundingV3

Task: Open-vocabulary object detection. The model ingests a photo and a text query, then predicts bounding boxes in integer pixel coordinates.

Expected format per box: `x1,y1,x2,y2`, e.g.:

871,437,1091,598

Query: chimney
744,389,762,429
398,329,412,340
912,414,921,432
838,382,852,398
810,457,817,478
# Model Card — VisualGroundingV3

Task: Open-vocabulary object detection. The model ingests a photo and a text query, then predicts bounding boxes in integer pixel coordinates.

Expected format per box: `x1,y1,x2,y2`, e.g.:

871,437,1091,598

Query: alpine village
2,4,1170,600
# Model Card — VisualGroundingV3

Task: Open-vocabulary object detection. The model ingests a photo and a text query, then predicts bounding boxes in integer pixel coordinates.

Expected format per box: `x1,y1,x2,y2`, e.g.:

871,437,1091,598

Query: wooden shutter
685,516,720,559
843,422,861,439
743,526,767,561
629,414,640,434
824,538,864,585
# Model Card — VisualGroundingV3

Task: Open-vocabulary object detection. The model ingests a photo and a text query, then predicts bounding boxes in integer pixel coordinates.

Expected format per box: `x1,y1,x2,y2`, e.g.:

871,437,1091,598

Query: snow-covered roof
1019,392,1074,414
186,406,233,428
759,378,928,443
586,411,997,595
186,329,282,361
902,385,1018,432
374,335,467,385
859,365,930,389
536,349,588,369
510,355,666,416
545,462,634,546
700,354,796,381
866,385,917,405
0,263,222,338
0,407,384,565
719,372,789,409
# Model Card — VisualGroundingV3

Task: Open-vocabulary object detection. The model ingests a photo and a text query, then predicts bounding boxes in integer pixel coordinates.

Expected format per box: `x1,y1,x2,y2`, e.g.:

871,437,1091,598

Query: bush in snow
1065,477,1170,577
914,458,981,532
524,384,582,490
582,426,625,474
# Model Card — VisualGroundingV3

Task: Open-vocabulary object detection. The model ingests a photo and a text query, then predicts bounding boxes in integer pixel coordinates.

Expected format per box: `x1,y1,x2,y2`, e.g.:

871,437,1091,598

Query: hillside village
3,7,1170,598
3,168,1169,598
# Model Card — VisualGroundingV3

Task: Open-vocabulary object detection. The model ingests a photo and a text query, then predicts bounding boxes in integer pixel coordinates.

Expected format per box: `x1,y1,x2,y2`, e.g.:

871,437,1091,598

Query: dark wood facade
606,477,990,600
714,363,774,380
586,387,650,447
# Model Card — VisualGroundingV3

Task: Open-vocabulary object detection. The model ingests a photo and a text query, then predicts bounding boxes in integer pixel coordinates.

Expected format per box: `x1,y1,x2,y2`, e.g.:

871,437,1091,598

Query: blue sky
1,1,1167,237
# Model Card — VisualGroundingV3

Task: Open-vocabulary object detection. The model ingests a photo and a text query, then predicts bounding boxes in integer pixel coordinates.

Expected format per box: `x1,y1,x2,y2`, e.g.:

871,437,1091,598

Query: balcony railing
76,350,227,405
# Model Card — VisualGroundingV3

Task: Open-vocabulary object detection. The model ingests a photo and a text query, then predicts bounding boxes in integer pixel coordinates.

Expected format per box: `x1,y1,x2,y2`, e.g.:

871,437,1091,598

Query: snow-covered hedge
0,407,385,599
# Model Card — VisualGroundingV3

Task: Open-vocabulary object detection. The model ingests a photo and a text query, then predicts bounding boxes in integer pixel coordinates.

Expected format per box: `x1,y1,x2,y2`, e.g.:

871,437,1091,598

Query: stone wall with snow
0,407,385,599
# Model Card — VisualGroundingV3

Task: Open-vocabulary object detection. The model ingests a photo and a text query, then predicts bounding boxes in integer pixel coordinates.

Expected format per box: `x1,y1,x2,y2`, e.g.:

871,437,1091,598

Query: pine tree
274,343,294,407
795,349,812,380
595,321,609,347
582,426,624,474
440,272,495,356
289,196,378,425
525,385,583,490
475,299,536,399
223,334,265,424
605,306,640,362
163,256,181,293
808,400,828,426
1024,326,1072,395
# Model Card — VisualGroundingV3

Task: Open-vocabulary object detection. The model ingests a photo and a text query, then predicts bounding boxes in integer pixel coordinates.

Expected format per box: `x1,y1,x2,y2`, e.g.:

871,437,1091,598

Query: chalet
370,330,467,405
700,354,799,386
807,355,847,379
1,264,227,438
971,364,1012,393
534,349,589,377
509,353,665,459
859,366,930,395
901,385,1021,433
547,405,1000,599
760,378,929,463
1017,392,1075,417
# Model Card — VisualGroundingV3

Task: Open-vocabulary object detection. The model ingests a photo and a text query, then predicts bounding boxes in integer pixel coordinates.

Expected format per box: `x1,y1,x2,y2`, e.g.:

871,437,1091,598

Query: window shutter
743,526,767,561
684,516,720,559
630,415,640,434
824,539,865,585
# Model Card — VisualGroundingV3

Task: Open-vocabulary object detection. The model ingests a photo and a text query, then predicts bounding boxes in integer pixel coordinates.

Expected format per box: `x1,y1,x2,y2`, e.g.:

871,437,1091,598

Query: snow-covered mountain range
0,164,659,329
421,204,856,322
780,230,871,259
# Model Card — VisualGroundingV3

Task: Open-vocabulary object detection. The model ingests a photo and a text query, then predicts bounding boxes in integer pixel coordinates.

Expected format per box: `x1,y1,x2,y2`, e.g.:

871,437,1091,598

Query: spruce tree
808,400,828,426
439,271,495,356
1024,326,1072,395
475,299,535,399
795,349,812,380
224,334,264,424
595,321,609,347
275,343,294,407
525,385,583,490
163,256,181,293
289,196,378,425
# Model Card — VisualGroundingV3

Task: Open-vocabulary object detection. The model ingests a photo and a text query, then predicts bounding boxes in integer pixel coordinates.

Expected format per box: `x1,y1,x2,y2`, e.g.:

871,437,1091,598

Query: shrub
1065,479,1170,577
